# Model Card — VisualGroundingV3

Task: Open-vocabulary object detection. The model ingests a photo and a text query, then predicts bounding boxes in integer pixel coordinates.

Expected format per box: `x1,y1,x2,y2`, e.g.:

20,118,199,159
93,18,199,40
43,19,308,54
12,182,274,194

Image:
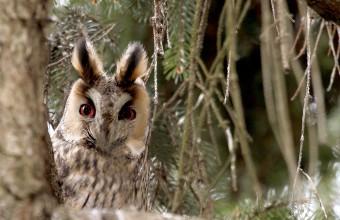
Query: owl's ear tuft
115,42,147,87
72,38,104,85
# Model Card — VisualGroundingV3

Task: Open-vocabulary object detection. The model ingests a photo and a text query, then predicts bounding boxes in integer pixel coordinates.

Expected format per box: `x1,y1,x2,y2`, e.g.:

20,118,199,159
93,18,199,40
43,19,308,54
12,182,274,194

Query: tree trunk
304,0,340,25
0,0,58,219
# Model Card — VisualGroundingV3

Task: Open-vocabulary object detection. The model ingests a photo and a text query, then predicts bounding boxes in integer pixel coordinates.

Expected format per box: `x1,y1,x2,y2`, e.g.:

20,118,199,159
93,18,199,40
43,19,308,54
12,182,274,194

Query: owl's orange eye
118,108,136,121
79,104,95,117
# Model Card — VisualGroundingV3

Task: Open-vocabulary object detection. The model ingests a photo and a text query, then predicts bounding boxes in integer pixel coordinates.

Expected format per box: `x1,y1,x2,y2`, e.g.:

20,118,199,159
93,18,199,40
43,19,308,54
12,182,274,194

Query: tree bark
0,0,60,219
304,0,340,25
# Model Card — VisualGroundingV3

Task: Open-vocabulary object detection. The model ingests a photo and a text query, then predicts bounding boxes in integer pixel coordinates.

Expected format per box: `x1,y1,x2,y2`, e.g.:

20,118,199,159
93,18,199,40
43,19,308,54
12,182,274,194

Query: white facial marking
86,88,101,106
115,210,125,220
126,139,145,156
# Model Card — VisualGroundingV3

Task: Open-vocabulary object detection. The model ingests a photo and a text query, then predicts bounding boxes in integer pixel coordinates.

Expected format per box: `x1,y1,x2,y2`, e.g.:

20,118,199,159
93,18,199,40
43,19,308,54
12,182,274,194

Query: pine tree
44,0,340,219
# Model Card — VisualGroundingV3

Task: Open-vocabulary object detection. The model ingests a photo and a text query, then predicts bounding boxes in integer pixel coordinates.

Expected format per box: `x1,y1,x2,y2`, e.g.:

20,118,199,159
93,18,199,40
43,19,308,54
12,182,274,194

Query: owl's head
59,38,150,158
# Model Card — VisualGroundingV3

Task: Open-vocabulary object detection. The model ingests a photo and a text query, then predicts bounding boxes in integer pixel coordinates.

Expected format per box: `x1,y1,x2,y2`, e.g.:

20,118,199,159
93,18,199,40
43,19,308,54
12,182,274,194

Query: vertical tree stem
276,0,291,72
227,0,262,199
171,0,206,212
260,0,281,146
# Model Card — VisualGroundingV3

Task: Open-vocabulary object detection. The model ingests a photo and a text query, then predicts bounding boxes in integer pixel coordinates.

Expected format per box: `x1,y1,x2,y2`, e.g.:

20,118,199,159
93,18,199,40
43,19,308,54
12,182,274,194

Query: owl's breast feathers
52,129,148,210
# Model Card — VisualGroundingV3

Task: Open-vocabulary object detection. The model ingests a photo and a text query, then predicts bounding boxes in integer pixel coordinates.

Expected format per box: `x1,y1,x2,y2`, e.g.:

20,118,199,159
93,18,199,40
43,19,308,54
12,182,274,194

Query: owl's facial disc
67,38,149,158
76,87,137,156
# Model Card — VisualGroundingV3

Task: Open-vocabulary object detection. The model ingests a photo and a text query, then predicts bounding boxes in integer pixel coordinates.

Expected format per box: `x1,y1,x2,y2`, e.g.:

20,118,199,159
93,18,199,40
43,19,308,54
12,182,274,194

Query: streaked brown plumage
52,38,150,210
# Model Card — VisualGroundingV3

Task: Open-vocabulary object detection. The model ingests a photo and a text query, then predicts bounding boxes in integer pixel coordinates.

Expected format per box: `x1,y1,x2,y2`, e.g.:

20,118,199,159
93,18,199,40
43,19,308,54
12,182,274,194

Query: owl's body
52,39,150,210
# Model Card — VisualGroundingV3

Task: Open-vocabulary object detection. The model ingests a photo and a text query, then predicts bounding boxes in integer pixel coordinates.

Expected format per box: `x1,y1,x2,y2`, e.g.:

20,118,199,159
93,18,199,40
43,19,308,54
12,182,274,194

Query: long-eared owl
52,38,150,210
